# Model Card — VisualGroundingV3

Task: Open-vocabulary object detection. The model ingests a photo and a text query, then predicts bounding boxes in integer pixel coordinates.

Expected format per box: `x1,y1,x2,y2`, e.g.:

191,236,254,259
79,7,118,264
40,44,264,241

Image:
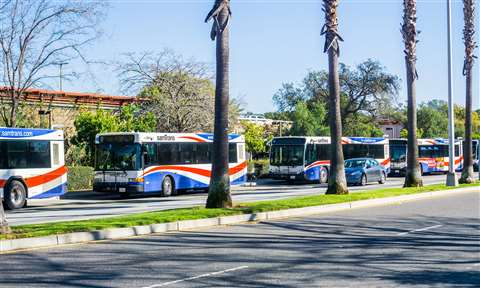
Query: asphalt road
1,190,478,287
5,173,469,226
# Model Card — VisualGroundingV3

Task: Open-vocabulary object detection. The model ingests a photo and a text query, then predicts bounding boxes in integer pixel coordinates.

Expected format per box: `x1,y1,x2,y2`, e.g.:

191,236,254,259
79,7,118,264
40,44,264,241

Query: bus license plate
119,187,126,193
290,176,295,179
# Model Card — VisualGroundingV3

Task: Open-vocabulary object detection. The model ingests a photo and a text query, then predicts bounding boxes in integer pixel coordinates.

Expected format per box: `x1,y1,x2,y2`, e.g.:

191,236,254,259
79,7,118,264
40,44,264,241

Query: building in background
237,113,292,136
377,119,404,139
0,87,136,129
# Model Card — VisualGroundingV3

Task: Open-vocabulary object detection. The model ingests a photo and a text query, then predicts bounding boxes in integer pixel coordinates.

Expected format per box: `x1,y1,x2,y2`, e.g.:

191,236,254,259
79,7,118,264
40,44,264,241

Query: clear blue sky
63,0,479,113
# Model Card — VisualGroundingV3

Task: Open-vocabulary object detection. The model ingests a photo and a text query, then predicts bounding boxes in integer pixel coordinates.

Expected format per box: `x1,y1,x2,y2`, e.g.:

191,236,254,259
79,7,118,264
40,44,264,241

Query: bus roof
95,132,244,144
271,136,389,145
0,127,64,141
418,138,462,145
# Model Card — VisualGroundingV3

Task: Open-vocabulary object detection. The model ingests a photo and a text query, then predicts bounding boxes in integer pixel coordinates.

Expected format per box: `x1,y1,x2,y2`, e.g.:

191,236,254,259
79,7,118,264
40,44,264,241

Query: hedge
67,166,94,191
247,159,270,179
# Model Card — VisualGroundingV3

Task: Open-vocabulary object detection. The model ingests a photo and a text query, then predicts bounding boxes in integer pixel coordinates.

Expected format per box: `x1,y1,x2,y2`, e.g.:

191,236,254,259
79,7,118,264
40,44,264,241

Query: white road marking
397,224,443,236
142,265,249,288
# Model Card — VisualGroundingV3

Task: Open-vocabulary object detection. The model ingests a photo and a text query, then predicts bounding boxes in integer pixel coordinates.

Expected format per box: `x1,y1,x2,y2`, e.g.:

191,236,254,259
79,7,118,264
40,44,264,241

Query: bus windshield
96,143,141,171
390,145,407,163
270,145,304,166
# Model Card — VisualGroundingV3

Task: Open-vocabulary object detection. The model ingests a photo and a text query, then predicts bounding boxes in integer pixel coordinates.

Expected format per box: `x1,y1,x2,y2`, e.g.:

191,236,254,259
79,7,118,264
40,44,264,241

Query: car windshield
96,143,141,171
345,159,366,168
270,145,304,166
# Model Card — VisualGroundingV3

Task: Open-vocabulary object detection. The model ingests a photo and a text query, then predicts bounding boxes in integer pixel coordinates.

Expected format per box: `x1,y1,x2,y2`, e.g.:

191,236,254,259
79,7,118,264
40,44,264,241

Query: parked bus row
268,136,478,182
1,127,479,210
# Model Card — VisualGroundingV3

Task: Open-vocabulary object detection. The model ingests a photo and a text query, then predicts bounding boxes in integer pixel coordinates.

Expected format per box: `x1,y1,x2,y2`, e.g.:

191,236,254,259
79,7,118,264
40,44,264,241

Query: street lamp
446,0,458,186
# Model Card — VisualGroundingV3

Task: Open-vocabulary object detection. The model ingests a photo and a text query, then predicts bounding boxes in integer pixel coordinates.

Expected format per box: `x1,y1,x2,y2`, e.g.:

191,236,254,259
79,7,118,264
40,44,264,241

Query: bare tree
322,0,348,195
0,0,104,127
119,50,216,132
402,0,423,187
459,0,476,184
205,0,233,208
0,0,11,235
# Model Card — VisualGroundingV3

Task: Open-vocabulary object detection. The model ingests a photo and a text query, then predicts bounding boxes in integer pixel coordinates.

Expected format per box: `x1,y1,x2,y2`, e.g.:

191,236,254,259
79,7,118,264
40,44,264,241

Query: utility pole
58,62,68,91
446,0,458,186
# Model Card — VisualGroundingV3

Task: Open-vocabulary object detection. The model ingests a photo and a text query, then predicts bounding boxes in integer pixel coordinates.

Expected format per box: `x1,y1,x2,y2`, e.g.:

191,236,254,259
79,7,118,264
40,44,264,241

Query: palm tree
402,0,423,187
0,203,10,235
322,0,348,195
205,0,233,208
459,0,476,184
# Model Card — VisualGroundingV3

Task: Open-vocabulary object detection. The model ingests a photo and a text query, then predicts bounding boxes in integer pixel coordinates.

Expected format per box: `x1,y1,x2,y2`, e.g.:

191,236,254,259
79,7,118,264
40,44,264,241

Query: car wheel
378,172,386,184
319,167,328,184
360,174,367,186
161,176,174,197
4,180,27,210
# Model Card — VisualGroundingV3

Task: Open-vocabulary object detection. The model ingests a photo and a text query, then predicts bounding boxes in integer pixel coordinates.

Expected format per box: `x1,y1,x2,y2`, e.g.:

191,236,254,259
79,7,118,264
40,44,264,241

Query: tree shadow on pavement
0,214,478,287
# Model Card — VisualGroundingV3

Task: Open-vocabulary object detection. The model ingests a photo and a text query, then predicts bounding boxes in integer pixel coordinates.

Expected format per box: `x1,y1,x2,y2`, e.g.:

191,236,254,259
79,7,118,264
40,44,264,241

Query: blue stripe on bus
29,183,67,199
0,128,56,138
348,137,386,143
196,133,241,141
143,171,246,192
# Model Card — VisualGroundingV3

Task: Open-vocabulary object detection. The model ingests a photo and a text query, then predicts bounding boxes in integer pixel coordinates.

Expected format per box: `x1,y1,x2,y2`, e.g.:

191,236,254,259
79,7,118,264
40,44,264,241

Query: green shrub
67,166,94,191
248,159,270,178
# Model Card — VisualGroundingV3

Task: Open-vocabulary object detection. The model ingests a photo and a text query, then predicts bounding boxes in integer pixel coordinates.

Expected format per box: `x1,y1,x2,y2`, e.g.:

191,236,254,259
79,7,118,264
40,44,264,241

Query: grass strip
2,182,479,240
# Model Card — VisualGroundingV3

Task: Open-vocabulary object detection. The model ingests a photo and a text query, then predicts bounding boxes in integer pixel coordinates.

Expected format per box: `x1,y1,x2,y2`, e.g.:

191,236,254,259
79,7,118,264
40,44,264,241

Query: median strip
1,183,478,253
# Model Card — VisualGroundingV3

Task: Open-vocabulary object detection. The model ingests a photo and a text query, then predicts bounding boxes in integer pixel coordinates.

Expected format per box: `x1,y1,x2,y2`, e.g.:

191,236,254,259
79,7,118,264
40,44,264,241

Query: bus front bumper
93,182,144,193
269,172,306,181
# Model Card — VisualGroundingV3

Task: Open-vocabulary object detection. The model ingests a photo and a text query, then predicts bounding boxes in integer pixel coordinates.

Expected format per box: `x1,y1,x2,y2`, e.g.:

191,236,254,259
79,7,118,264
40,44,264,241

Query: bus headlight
128,177,144,183
94,174,103,182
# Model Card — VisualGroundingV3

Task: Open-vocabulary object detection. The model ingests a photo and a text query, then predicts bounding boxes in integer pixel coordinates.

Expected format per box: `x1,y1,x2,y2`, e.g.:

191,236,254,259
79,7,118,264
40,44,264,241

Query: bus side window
0,142,5,169
53,143,60,166
238,144,245,161
229,143,238,163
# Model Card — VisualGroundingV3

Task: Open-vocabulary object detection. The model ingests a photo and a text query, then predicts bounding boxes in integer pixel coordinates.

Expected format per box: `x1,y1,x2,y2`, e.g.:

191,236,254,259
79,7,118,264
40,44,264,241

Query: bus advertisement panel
93,133,247,196
418,138,463,174
269,136,390,183
0,127,67,209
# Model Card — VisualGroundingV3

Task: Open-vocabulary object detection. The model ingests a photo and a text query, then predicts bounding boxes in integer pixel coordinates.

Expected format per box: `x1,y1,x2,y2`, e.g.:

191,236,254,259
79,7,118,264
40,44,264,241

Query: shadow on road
0,215,478,287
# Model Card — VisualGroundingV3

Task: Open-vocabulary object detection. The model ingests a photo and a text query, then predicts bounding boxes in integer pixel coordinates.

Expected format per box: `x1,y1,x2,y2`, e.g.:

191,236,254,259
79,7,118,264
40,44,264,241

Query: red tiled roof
0,87,137,107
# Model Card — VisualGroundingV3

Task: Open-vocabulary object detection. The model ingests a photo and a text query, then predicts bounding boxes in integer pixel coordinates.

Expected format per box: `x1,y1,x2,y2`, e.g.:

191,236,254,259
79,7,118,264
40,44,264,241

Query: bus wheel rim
11,185,24,206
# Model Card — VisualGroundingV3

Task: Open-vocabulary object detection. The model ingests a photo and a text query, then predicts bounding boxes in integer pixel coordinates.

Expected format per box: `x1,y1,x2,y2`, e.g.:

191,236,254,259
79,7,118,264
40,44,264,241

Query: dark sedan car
345,158,387,186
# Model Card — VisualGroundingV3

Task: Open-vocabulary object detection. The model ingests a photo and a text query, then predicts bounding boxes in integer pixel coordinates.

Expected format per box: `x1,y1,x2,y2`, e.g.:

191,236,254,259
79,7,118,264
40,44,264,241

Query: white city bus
0,127,67,209
269,136,390,183
93,132,247,196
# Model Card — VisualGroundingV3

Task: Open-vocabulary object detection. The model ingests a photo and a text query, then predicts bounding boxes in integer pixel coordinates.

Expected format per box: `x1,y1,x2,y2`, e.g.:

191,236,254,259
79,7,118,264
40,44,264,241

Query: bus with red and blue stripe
0,127,67,209
418,138,463,174
269,136,390,183
389,138,464,176
93,132,247,197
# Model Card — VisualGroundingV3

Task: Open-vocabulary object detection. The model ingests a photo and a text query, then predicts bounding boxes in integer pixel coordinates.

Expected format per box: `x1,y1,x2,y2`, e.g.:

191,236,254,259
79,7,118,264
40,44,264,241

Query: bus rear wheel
4,180,27,210
161,176,175,197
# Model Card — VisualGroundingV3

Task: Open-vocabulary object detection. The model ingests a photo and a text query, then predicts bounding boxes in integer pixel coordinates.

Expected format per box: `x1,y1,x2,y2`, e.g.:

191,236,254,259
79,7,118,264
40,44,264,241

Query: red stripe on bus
0,166,67,189
177,136,207,142
144,161,247,178
25,166,68,188
229,161,247,175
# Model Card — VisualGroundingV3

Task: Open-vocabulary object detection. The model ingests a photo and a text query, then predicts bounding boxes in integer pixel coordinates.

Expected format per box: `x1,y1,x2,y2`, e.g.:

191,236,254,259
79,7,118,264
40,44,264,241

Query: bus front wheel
161,176,175,197
319,167,328,184
4,180,27,210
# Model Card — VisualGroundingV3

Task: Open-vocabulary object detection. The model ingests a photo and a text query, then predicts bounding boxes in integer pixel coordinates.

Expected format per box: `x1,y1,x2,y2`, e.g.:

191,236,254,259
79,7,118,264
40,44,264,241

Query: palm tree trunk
402,0,423,187
1,200,11,235
206,0,232,208
323,0,348,195
459,0,475,184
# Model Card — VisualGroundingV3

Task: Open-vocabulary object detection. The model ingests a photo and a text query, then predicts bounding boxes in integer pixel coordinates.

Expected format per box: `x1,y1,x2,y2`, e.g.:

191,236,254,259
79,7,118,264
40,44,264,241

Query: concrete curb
1,186,478,253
